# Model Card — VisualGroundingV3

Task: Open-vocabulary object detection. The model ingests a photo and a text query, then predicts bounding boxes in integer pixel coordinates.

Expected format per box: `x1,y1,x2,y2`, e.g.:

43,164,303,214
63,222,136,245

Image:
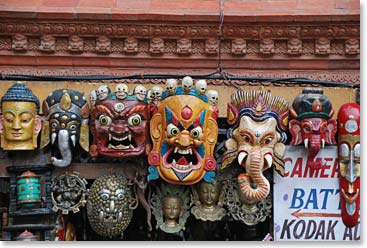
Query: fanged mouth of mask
165,147,201,172
99,210,123,227
107,134,136,150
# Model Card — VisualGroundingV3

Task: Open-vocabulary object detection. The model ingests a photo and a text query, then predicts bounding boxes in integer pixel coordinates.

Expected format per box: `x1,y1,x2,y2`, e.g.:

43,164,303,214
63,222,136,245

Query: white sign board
274,146,360,241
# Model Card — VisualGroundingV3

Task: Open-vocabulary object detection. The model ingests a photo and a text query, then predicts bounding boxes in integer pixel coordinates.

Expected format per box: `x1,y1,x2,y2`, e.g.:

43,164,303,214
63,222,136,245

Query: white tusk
304,138,309,148
71,135,76,147
265,154,273,168
321,139,325,148
51,133,57,144
237,151,248,165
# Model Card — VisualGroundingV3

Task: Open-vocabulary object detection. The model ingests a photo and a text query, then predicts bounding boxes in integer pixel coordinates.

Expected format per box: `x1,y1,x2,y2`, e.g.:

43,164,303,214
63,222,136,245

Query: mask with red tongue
289,88,337,170
148,76,218,185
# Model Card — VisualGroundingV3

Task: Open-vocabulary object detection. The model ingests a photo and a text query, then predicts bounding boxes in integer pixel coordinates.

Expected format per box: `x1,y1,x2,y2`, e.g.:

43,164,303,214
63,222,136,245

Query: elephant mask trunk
51,129,72,167
238,146,270,204
307,135,322,169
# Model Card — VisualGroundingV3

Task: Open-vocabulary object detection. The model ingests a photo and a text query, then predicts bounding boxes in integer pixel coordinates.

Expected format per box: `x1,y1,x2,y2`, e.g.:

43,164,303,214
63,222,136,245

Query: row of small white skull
89,77,218,106
166,77,218,106
90,84,154,105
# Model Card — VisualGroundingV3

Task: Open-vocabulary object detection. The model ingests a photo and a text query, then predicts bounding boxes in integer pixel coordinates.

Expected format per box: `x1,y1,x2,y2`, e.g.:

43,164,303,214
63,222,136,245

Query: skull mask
90,90,97,106
115,84,129,100
146,90,154,104
97,85,110,101
206,90,219,106
182,76,193,93
134,85,147,101
166,79,178,95
195,80,207,96
151,86,163,101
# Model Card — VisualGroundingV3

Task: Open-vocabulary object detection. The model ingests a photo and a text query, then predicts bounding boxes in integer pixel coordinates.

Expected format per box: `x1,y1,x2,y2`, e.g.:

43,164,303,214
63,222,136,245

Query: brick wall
0,0,360,21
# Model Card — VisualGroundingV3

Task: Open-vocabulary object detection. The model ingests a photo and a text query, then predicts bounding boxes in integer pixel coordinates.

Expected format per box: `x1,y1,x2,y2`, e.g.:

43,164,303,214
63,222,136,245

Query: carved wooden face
41,89,89,167
0,83,41,150
0,102,41,150
149,94,218,185
233,116,280,170
337,103,360,227
90,99,150,158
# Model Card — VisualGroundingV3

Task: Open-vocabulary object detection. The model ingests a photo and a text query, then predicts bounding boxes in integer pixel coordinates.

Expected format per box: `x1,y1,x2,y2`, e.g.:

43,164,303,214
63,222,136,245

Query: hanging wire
0,73,358,88
216,0,225,76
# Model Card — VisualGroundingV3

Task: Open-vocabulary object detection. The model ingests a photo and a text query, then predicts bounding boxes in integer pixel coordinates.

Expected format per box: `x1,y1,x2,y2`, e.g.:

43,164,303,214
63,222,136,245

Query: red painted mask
337,103,360,227
90,85,150,158
290,88,337,170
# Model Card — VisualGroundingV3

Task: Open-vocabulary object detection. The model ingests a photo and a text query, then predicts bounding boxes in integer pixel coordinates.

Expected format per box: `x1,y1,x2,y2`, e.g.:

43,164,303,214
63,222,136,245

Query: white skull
165,79,178,95
115,83,128,100
195,79,207,95
134,85,147,101
96,85,110,101
182,76,193,93
206,90,219,106
146,90,154,104
90,90,97,106
151,85,163,101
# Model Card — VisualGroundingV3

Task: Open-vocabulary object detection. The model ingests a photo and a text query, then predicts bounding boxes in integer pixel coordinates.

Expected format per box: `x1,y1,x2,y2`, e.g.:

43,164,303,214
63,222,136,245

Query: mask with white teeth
148,76,219,185
89,86,151,158
87,174,134,237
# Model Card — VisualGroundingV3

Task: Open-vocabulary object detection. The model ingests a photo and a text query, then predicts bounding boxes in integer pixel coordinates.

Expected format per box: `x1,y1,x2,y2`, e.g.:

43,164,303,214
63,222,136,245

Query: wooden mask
223,90,289,205
89,84,152,158
0,82,41,150
289,88,337,170
337,103,360,227
148,77,218,185
40,89,89,167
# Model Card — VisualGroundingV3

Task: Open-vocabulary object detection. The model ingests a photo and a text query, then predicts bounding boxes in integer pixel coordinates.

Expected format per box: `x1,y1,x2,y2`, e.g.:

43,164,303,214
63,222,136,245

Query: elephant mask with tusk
222,90,289,205
41,89,89,167
289,88,337,170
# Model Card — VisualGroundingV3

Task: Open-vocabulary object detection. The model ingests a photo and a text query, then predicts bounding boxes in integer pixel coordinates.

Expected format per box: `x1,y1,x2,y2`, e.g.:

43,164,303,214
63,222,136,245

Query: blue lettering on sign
304,189,318,209
290,188,341,210
290,188,305,209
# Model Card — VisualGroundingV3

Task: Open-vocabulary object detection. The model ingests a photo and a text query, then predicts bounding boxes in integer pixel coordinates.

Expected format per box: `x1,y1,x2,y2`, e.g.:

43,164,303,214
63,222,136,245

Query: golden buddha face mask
0,83,41,150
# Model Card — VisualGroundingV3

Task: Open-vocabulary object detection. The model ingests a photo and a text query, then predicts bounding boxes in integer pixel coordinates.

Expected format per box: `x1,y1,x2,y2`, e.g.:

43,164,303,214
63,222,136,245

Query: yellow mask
148,82,218,185
0,101,41,150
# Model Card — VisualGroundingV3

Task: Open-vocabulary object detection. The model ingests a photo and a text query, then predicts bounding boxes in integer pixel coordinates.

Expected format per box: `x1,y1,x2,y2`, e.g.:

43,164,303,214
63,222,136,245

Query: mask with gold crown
148,77,218,185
